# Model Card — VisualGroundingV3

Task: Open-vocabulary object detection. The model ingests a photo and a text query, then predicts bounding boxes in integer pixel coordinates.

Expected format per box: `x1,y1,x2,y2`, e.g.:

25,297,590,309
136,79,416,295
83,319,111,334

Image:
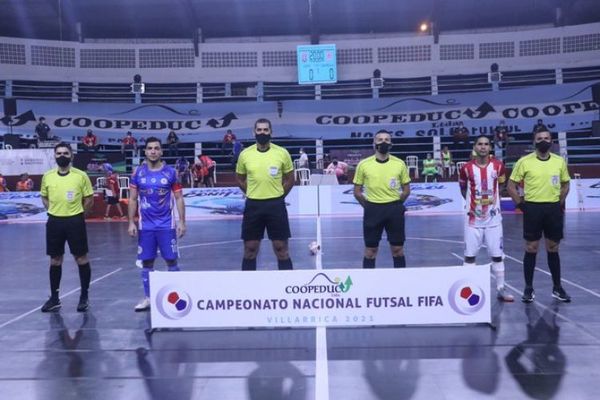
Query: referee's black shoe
77,295,89,312
552,286,572,303
521,286,535,303
41,297,61,312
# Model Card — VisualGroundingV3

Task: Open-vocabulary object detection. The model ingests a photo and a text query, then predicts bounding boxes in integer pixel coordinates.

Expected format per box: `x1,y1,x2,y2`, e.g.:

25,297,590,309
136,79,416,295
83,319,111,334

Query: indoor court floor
0,212,599,399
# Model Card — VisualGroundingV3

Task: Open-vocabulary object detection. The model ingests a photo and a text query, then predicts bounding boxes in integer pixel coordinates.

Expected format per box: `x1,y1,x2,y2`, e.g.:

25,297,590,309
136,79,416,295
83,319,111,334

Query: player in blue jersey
128,137,186,311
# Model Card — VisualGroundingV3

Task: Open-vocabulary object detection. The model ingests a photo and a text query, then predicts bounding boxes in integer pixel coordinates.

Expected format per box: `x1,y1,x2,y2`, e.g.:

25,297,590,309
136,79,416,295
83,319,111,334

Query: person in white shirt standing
458,135,514,302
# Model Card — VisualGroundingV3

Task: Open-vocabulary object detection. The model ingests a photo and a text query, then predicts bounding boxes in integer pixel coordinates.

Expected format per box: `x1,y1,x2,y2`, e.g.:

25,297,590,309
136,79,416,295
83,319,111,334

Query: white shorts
464,224,504,258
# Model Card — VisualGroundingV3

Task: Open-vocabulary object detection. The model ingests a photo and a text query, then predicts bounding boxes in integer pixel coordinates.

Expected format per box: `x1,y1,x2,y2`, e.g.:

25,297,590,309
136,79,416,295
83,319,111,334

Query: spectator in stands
35,117,52,143
102,164,125,220
533,119,548,133
166,130,179,159
82,129,98,152
175,156,191,187
453,121,470,144
422,153,440,182
494,120,509,160
325,158,349,184
440,145,453,176
222,129,237,154
231,137,243,167
121,131,137,154
16,173,34,191
195,154,215,188
0,173,9,192
297,148,309,169
191,159,204,188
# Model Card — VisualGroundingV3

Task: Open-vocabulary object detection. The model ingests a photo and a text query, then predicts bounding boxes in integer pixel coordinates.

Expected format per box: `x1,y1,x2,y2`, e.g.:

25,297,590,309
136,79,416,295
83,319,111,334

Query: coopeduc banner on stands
2,81,597,144
149,267,491,329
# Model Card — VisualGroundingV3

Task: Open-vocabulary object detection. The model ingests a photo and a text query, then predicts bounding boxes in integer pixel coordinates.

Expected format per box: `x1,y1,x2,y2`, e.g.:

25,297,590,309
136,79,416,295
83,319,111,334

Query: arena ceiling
1,0,600,41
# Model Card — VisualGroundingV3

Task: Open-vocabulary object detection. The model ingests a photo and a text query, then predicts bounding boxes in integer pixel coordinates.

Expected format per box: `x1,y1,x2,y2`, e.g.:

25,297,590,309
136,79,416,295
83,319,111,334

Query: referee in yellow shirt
236,118,295,271
507,130,571,303
354,130,411,268
40,142,94,312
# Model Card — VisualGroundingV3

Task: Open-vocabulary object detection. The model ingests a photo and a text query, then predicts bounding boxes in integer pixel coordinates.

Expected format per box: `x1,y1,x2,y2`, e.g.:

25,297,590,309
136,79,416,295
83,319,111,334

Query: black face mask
256,134,271,145
535,140,552,153
56,156,71,167
376,142,391,154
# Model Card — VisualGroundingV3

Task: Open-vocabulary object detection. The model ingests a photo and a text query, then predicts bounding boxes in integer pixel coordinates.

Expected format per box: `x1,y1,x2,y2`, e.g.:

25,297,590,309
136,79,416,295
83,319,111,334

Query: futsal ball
309,241,320,255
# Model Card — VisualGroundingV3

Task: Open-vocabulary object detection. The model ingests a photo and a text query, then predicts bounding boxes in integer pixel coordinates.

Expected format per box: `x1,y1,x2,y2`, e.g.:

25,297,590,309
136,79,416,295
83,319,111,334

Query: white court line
0,267,123,330
503,253,600,300
314,192,330,400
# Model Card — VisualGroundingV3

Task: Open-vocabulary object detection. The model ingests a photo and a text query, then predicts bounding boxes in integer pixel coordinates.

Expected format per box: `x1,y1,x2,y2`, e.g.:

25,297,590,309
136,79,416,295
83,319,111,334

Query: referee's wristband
516,202,525,211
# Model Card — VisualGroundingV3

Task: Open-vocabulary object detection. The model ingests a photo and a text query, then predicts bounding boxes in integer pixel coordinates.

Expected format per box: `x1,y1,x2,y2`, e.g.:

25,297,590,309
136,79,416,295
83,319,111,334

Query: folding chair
406,155,419,179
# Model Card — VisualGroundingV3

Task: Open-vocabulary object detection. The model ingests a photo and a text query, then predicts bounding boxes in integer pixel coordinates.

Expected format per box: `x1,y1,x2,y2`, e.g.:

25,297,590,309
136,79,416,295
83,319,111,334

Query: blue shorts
138,229,178,261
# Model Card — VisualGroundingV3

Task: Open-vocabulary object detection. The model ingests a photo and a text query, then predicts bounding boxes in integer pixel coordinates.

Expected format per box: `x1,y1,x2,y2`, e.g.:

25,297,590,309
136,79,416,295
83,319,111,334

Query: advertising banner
3,81,598,143
0,149,56,176
1,179,597,222
0,192,46,221
149,266,491,329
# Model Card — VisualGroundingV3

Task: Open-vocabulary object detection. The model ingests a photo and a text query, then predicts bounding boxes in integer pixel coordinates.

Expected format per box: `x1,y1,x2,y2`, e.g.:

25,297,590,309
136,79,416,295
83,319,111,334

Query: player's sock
523,252,536,287
363,257,375,269
77,262,91,298
141,267,154,297
242,258,256,271
547,252,562,288
393,256,406,268
463,262,476,267
491,261,506,290
49,265,62,300
168,265,180,272
278,258,293,270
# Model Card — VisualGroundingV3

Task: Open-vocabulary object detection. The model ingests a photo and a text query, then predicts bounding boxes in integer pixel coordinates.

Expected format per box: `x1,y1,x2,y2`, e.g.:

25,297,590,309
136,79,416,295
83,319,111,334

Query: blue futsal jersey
130,163,182,230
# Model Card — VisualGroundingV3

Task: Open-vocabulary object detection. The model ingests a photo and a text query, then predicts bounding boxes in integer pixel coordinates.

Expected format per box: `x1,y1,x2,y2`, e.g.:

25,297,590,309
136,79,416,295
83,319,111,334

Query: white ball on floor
309,241,320,255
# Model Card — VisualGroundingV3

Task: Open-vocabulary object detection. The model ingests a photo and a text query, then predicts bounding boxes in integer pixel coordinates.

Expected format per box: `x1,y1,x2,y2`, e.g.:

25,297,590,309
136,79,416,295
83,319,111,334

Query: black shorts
363,200,406,247
242,197,291,241
106,196,119,205
523,202,564,242
46,213,89,257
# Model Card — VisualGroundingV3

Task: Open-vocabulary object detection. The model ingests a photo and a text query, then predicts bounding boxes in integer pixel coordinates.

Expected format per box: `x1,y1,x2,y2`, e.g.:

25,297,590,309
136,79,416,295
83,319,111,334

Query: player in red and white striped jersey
459,135,514,302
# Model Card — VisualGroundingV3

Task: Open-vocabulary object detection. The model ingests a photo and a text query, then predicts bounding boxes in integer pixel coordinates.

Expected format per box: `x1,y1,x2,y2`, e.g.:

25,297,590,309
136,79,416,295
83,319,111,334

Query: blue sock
168,265,180,272
141,268,153,297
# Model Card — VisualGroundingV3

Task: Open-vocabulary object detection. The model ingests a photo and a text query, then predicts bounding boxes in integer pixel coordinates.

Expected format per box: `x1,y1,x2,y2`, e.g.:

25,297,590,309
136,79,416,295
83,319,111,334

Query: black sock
278,258,293,270
523,252,536,287
78,262,91,297
50,265,62,300
393,256,406,268
547,252,562,288
242,258,257,271
363,257,375,269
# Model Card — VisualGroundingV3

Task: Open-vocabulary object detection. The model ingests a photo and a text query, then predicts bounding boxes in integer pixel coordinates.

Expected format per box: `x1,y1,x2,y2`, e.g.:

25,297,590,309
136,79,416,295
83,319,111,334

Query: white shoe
497,287,515,302
134,297,151,312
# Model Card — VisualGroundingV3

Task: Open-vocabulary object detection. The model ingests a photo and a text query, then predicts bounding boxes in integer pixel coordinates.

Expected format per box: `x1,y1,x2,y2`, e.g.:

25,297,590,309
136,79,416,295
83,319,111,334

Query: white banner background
149,267,491,329
0,149,56,176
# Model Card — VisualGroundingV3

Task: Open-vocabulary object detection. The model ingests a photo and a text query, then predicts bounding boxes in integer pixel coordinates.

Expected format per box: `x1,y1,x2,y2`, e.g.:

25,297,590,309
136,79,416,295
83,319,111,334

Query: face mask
376,142,391,154
256,134,271,145
56,156,71,167
535,140,552,153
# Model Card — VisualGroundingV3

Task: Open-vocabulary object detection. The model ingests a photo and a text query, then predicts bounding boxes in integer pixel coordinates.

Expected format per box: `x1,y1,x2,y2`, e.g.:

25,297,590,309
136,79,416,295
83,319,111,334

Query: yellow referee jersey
510,152,570,203
41,167,94,216
353,155,411,203
236,143,293,200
